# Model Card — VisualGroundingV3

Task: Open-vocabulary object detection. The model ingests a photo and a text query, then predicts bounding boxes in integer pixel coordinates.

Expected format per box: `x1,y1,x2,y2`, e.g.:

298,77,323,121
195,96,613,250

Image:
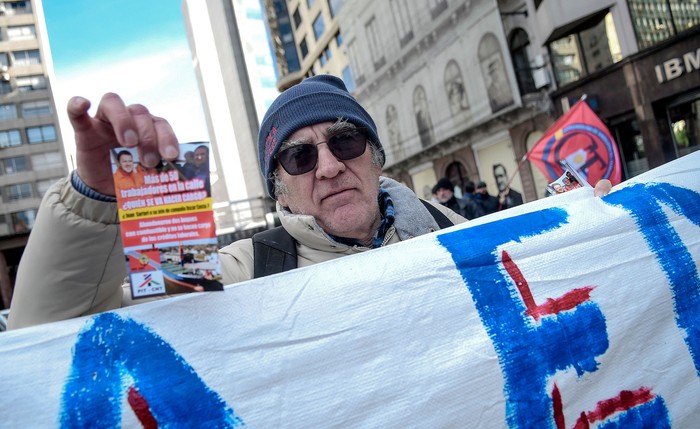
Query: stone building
264,0,699,202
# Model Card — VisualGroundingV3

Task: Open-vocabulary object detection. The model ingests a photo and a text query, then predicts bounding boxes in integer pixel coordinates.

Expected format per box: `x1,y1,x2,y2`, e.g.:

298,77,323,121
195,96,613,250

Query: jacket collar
276,176,441,253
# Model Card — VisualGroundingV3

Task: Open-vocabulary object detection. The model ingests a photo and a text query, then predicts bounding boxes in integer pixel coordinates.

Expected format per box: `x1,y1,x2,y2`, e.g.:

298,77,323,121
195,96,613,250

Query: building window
7,24,36,41
328,0,343,17
27,124,56,144
427,0,448,19
260,75,276,87
2,156,28,175
669,96,700,158
245,7,262,19
313,13,325,41
335,31,343,47
386,104,402,158
12,49,41,66
37,178,60,196
390,0,414,47
299,36,309,59
413,85,435,148
365,16,386,71
510,28,536,95
292,8,302,29
11,209,36,233
342,66,354,92
347,40,364,85
3,1,33,16
21,100,52,117
609,113,647,179
31,151,64,170
549,11,622,86
0,81,11,94
479,33,515,113
7,182,33,202
445,161,470,196
444,60,469,115
15,74,47,92
320,45,331,66
0,53,9,68
307,0,315,8
0,103,17,120
628,0,700,49
0,129,22,148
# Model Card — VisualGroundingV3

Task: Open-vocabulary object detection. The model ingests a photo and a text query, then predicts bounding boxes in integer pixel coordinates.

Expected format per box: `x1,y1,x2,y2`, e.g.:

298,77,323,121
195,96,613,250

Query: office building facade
0,0,66,310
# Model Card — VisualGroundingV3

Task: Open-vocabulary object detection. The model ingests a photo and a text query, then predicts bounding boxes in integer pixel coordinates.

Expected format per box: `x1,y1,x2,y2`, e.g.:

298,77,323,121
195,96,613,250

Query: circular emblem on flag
540,123,618,184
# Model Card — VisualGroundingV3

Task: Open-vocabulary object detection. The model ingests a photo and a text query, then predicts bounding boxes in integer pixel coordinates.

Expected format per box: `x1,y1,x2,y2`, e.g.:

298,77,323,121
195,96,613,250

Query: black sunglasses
275,128,369,176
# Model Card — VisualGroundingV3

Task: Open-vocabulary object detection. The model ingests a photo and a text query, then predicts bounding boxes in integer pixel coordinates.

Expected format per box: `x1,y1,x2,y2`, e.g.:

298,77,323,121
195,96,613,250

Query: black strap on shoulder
420,199,454,229
252,226,298,279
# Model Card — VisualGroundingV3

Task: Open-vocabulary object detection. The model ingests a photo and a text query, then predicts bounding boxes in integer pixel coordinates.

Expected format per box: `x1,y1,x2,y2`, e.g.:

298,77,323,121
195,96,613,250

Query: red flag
527,100,622,186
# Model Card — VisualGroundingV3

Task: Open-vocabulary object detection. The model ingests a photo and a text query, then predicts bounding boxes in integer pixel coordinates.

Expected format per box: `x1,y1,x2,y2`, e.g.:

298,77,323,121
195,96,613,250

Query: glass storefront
609,114,648,179
668,96,700,158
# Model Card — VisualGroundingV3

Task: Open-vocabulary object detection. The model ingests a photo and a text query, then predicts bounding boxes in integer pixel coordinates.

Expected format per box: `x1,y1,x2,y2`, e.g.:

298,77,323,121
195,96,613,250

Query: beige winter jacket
8,175,465,330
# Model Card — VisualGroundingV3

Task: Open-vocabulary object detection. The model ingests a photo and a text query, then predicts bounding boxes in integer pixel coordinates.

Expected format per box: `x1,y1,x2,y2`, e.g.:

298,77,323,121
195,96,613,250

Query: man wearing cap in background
8,75,467,329
432,178,483,220
474,181,501,216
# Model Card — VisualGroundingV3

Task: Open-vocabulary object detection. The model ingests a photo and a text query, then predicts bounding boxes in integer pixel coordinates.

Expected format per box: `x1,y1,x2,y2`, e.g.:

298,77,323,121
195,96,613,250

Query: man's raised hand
67,93,179,196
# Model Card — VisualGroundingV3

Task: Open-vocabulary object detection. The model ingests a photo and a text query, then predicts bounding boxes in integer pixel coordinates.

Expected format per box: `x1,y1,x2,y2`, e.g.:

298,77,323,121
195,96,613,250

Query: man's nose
315,143,345,179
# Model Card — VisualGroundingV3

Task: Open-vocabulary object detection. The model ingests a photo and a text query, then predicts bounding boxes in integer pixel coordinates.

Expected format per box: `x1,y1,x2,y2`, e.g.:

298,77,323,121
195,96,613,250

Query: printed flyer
546,159,592,196
111,142,224,299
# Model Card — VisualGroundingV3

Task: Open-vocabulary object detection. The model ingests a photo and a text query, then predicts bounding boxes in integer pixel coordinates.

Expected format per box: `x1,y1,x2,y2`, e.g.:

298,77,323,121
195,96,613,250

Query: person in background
186,144,212,195
474,181,500,215
462,181,477,201
180,150,196,177
432,178,484,220
499,187,523,210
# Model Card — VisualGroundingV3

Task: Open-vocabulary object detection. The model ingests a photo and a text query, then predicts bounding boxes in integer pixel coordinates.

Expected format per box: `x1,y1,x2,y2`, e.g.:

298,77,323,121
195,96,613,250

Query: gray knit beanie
258,74,385,198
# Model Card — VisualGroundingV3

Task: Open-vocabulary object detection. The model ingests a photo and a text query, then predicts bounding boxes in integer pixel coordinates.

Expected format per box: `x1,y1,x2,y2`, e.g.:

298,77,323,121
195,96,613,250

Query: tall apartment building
0,0,66,310
263,0,350,91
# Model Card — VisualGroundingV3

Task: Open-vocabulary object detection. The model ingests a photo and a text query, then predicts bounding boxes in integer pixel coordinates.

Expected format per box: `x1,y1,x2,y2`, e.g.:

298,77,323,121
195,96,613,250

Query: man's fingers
594,179,612,197
127,104,160,167
94,93,139,147
66,96,92,132
152,116,179,160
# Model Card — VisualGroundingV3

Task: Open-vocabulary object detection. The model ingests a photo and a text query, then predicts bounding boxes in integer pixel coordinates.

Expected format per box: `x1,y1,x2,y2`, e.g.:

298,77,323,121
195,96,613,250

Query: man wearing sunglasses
9,75,611,329
8,75,466,329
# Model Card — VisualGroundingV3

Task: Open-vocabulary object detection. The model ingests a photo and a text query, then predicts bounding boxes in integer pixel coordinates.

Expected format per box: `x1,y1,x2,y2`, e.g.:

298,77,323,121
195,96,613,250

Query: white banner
1,152,699,428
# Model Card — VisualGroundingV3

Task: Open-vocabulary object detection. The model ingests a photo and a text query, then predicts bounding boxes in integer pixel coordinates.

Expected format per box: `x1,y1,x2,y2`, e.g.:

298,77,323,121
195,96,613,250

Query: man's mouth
321,187,353,202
